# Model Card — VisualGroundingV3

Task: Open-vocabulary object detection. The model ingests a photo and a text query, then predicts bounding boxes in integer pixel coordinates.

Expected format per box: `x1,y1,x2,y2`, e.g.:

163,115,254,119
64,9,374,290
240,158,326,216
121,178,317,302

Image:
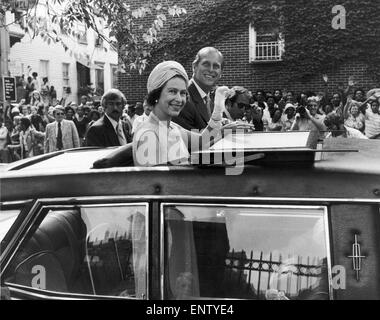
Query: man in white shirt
132,99,153,134
86,89,131,146
31,72,40,92
44,106,80,153
365,100,380,139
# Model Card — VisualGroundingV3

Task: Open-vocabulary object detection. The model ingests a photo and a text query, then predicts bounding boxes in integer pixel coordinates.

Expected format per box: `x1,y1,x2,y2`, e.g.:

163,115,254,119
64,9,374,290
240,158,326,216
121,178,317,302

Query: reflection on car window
163,205,330,300
0,209,20,242
3,204,147,299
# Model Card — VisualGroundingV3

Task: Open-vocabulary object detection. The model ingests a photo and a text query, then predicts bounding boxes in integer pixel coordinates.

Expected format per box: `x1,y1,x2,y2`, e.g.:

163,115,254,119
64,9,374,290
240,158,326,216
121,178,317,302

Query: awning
74,53,102,69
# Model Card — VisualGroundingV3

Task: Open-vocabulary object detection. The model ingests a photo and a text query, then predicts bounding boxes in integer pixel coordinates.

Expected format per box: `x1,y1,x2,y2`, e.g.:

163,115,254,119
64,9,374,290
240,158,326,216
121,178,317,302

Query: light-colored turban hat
147,61,189,94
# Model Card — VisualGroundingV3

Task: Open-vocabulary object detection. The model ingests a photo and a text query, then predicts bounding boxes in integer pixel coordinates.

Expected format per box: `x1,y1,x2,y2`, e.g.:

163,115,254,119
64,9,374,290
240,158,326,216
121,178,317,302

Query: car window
3,204,148,299
0,209,21,242
163,204,330,300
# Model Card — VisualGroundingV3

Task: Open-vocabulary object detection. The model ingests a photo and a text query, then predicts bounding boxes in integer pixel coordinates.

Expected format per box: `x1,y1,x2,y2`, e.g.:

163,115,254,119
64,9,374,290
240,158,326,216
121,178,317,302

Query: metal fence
255,41,284,61
225,249,322,299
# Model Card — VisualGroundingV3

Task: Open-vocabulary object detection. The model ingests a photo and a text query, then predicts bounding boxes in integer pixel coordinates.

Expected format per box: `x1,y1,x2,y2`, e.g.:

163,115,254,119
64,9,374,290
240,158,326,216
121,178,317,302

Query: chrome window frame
160,202,333,300
2,199,149,300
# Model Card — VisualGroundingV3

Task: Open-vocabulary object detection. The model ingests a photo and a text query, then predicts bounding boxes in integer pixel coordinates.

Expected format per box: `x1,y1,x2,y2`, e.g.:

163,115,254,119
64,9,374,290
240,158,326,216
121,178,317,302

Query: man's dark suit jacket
85,115,131,147
173,82,213,131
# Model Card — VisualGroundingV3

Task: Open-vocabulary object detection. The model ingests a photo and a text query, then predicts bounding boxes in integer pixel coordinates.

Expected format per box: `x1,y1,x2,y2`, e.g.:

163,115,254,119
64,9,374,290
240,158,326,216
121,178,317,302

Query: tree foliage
1,0,187,74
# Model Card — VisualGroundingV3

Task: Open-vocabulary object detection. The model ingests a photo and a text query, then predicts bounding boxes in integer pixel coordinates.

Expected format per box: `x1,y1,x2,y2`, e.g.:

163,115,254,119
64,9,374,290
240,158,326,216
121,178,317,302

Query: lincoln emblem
347,234,366,281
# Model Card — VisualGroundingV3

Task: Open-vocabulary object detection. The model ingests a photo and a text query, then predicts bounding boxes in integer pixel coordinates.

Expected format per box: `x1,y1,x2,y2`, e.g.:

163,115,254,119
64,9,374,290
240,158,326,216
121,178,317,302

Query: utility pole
0,11,10,105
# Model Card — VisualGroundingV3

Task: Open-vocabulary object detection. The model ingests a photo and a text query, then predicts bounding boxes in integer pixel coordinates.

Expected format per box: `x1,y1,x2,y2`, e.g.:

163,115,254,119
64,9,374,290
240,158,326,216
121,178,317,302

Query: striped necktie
116,123,127,145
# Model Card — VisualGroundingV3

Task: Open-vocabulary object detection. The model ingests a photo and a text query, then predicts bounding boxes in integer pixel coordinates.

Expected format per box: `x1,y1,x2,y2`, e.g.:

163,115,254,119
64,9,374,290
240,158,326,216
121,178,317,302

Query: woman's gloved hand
212,86,230,121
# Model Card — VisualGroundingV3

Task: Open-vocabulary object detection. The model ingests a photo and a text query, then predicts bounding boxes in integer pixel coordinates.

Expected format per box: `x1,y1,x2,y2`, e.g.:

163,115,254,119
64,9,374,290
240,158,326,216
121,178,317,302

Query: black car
1,132,380,300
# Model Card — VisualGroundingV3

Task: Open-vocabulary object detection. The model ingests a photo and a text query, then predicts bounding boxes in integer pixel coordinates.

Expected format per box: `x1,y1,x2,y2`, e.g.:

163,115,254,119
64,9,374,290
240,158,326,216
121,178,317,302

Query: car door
1,198,149,300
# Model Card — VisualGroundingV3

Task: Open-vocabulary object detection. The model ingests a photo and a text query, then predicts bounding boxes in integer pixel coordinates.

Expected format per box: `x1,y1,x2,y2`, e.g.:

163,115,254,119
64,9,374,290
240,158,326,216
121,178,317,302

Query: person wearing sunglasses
44,105,80,153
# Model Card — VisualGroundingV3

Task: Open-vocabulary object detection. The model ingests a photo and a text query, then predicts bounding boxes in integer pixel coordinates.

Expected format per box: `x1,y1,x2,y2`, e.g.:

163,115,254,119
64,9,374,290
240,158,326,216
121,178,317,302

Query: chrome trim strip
160,203,164,299
323,206,334,300
145,202,149,300
6,283,135,300
27,195,380,204
0,200,33,207
2,202,150,300
160,203,334,300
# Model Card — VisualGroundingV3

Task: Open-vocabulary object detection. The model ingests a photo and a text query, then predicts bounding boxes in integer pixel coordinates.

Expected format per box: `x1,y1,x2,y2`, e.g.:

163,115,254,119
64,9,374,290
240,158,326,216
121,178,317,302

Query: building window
249,24,285,62
95,62,104,95
95,19,104,48
14,10,26,28
110,64,118,89
39,60,49,78
77,23,88,44
62,63,70,87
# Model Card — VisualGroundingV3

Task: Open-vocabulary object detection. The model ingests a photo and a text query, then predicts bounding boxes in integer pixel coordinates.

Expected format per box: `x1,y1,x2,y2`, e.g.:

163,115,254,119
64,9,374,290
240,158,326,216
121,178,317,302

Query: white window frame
77,23,88,45
39,60,49,78
110,64,118,89
94,62,105,94
249,24,285,62
62,63,70,87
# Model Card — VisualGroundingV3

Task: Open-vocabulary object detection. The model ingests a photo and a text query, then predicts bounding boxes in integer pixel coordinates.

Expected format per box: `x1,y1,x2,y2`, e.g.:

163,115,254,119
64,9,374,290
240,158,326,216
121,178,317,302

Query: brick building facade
119,0,378,103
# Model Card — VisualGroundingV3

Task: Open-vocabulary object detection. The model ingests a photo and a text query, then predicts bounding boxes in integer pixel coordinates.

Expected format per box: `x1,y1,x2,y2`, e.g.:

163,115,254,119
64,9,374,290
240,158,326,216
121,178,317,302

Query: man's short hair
101,89,127,107
53,105,65,115
354,88,365,96
192,47,224,70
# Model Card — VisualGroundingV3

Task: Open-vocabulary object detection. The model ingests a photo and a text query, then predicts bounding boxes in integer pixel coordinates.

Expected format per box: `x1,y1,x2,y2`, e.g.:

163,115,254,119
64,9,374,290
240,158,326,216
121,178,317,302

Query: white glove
211,86,230,121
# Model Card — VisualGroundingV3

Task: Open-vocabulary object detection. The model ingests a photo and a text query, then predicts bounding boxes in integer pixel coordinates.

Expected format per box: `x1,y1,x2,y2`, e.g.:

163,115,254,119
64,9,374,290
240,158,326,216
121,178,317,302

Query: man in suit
85,89,131,147
173,47,224,131
44,105,80,153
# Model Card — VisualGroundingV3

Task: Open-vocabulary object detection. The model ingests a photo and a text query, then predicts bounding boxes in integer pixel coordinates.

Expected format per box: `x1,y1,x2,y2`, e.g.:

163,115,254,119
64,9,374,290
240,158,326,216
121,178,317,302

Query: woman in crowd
18,117,45,159
40,77,50,106
30,90,42,107
49,86,57,106
30,105,45,132
7,115,22,161
281,103,296,131
133,61,229,166
343,99,365,133
64,106,75,121
267,109,284,131
24,76,34,104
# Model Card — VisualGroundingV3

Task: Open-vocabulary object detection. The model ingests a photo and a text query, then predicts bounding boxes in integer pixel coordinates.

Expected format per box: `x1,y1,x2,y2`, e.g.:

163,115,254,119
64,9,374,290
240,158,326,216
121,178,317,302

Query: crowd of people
1,46,380,166
0,83,148,163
